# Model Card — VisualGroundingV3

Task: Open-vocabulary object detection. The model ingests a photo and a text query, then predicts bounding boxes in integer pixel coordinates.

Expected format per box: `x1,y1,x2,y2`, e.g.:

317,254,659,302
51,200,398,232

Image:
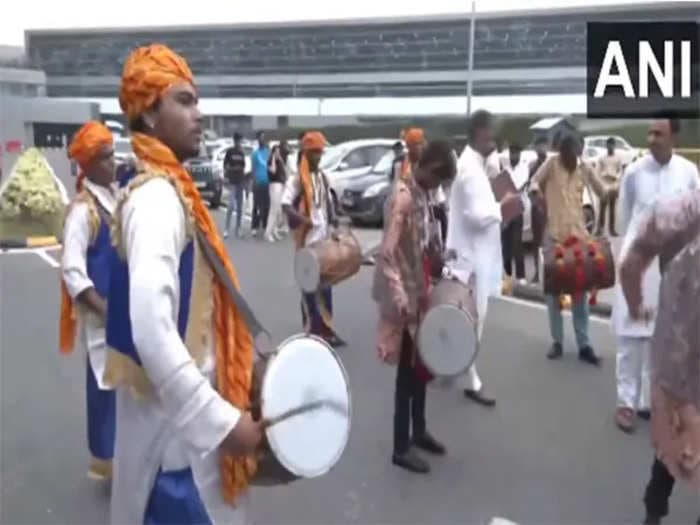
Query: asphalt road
0,211,697,525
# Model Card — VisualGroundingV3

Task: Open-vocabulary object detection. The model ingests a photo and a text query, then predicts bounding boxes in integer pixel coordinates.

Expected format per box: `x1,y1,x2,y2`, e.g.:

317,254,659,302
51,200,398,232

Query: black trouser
644,457,675,519
251,184,270,231
394,330,426,455
431,204,448,244
501,215,525,279
597,191,618,234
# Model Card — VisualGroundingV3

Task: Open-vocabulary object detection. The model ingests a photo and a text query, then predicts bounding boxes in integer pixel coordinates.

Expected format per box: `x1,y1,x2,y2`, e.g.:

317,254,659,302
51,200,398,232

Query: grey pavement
1,209,697,525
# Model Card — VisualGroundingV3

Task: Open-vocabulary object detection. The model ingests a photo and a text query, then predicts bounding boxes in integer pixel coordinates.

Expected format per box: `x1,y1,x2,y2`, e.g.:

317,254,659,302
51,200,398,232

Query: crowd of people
55,41,699,525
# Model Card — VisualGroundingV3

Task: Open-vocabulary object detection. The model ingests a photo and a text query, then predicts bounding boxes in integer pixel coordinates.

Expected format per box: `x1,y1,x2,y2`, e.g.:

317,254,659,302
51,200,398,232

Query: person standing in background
251,131,270,237
265,140,290,242
595,137,623,237
500,143,528,283
527,136,550,283
222,132,247,239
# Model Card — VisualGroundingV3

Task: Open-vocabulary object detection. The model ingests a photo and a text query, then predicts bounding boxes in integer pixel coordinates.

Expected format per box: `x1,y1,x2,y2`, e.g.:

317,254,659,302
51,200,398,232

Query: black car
340,164,392,226
185,156,222,208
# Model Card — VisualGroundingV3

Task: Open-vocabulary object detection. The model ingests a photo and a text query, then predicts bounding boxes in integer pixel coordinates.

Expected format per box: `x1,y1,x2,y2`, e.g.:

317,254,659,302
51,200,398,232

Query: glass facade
27,5,698,98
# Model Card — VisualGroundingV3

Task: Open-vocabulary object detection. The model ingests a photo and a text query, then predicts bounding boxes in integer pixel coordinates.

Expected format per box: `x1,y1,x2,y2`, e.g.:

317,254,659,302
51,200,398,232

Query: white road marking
35,249,60,268
0,245,61,255
496,294,611,325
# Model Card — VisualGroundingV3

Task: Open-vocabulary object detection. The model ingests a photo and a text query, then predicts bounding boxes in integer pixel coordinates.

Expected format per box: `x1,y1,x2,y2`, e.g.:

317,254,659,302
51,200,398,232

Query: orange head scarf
68,121,113,192
402,127,425,147
59,121,114,355
400,128,425,180
295,131,326,248
119,43,194,122
120,44,255,504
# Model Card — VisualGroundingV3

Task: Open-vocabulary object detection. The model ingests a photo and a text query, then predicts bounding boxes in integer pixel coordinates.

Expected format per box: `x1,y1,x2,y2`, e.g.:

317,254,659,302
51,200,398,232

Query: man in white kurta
107,43,261,525
62,178,117,392
60,121,118,480
612,119,699,433
445,110,520,406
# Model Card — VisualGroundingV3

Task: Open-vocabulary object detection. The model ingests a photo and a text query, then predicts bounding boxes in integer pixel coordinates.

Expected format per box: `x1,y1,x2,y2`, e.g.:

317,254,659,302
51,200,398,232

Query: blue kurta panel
86,218,112,299
106,241,194,365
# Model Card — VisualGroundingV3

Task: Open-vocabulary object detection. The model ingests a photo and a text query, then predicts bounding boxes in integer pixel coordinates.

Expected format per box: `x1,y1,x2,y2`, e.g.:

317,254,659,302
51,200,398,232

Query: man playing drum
282,131,345,348
446,110,522,407
373,140,457,474
105,44,263,525
529,132,608,366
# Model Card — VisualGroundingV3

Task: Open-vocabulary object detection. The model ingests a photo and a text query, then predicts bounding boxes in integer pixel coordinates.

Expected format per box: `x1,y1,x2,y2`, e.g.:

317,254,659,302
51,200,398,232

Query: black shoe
637,409,651,421
413,431,446,456
392,449,430,474
643,515,661,525
464,387,496,407
547,342,563,360
578,346,601,367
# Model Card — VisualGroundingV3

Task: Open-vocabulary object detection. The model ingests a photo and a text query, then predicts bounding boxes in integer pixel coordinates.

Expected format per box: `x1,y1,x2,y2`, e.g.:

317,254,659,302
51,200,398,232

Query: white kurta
444,146,503,392
61,179,117,390
445,145,503,336
110,178,249,525
613,154,698,411
281,169,331,246
612,154,699,338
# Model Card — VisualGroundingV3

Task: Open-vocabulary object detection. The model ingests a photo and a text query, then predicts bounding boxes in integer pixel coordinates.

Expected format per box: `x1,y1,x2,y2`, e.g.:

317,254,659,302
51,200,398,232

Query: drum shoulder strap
194,228,270,352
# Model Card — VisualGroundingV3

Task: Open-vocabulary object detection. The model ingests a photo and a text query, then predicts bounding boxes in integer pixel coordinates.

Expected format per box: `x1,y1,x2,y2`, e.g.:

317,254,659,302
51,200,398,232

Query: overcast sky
1,0,663,46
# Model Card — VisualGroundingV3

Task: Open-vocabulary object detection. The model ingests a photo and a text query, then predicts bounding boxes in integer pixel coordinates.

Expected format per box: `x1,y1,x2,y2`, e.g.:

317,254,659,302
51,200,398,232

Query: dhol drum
542,235,615,296
418,278,479,378
294,229,362,293
251,334,351,484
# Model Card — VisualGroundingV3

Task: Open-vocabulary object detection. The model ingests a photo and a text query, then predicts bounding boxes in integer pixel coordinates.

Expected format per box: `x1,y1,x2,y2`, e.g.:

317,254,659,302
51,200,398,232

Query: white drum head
261,335,351,478
294,248,321,293
418,305,478,377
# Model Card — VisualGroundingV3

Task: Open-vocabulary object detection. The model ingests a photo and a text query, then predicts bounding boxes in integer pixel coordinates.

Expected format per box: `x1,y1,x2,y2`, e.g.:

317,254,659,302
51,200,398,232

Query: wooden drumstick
263,399,348,430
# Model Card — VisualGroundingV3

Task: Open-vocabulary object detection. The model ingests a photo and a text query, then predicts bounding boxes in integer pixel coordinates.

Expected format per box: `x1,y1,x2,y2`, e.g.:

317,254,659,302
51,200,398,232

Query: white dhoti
616,336,651,411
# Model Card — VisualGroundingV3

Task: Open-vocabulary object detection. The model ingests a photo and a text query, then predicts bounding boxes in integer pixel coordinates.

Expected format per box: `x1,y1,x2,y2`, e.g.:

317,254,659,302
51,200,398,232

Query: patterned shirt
621,189,700,487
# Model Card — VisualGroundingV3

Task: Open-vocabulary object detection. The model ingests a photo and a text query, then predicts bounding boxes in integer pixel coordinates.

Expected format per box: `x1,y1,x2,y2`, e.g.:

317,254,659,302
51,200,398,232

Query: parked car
341,149,395,225
322,139,396,210
185,143,222,208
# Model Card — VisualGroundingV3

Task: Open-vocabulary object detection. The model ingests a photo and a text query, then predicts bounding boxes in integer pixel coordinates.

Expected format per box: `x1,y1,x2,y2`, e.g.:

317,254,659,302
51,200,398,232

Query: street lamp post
466,0,476,118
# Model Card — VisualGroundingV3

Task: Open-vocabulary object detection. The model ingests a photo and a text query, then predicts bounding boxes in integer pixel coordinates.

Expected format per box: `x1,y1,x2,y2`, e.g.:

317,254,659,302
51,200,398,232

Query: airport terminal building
23,1,699,132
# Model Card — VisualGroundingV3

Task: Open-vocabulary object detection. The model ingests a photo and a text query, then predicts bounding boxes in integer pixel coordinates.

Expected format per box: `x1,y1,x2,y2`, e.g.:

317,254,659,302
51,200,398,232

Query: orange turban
302,131,326,152
119,44,194,121
402,128,425,146
68,121,113,171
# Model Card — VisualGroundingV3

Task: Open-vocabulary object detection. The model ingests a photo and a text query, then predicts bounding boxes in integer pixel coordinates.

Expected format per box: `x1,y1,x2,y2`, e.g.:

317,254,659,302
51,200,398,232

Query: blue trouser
301,288,335,338
86,361,115,460
224,182,245,233
544,293,590,349
144,468,211,525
